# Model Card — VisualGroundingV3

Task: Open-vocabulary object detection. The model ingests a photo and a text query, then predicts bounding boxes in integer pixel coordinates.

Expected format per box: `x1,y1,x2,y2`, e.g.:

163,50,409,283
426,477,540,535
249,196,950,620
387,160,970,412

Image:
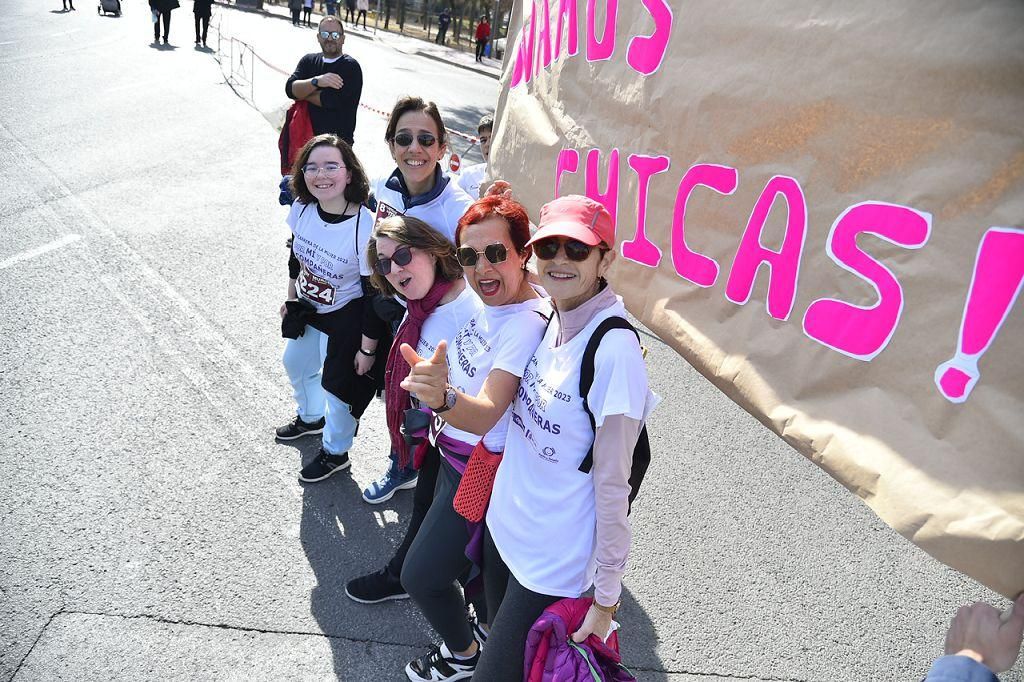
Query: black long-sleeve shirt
285,53,362,144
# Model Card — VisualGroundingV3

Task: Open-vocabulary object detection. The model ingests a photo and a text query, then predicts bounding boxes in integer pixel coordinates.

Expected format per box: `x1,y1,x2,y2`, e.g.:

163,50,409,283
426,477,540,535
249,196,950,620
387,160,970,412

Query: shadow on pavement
616,586,670,681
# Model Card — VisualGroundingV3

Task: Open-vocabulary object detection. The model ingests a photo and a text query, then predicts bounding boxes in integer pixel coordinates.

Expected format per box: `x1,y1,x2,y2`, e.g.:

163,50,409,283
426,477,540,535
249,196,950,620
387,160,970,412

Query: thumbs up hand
399,340,450,409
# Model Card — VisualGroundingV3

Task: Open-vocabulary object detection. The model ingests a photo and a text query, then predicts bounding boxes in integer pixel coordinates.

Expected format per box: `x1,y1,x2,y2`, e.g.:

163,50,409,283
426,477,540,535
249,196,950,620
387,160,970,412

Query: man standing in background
285,16,363,145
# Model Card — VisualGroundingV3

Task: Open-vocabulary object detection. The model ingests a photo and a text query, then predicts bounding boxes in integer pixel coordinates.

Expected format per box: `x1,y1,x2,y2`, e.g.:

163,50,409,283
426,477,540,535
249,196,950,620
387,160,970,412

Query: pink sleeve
591,414,642,606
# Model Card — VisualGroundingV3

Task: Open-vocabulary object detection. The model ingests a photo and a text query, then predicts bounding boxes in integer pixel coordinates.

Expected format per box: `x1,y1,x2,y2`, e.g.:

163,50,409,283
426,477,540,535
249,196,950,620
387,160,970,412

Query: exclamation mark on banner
935,227,1024,403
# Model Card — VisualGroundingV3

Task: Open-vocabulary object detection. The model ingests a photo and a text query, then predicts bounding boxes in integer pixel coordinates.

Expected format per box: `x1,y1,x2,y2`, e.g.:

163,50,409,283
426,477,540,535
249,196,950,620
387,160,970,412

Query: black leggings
344,4,354,22
401,457,476,652
302,6,312,25
356,9,366,28
154,10,171,41
194,14,209,43
385,445,440,581
474,529,560,681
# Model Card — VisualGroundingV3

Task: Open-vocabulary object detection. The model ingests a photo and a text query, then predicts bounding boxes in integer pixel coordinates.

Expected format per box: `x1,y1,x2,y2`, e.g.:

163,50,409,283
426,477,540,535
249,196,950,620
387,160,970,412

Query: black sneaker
298,448,350,483
405,642,478,681
344,567,409,604
275,415,325,440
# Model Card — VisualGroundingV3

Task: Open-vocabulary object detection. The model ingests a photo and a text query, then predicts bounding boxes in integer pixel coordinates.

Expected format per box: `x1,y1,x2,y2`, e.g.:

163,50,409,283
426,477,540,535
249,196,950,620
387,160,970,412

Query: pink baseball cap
526,195,614,248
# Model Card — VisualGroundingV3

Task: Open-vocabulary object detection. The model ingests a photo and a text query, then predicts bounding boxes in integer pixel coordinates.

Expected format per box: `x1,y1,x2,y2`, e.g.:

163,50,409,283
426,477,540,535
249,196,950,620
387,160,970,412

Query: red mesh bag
453,441,503,523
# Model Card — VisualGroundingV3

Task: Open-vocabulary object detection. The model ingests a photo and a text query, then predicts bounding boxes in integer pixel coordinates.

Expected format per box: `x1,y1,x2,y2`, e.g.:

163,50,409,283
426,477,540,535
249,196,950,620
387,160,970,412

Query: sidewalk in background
213,0,503,80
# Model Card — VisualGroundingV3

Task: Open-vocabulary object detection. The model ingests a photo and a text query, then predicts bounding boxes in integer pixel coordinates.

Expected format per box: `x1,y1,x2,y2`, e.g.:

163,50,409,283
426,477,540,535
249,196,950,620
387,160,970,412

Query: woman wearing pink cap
405,194,658,680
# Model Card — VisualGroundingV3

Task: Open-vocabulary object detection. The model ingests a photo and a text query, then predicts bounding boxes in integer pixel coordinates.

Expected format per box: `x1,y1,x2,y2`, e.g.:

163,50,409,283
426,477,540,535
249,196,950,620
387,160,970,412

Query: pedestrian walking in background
285,16,363,144
289,0,302,26
474,15,490,62
149,0,178,44
325,0,337,16
193,0,212,47
435,7,451,46
344,0,355,24
61,0,76,11
302,0,313,27
355,0,368,29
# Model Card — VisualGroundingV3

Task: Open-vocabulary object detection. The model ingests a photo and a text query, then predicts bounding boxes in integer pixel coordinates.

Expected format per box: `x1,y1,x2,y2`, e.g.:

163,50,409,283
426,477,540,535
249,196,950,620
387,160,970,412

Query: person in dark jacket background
285,16,363,145
193,0,212,47
149,0,177,45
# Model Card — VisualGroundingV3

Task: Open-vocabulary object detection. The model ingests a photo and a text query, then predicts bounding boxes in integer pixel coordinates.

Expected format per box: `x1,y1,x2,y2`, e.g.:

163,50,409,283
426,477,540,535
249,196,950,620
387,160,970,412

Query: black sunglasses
456,243,508,267
533,238,594,262
393,132,438,148
374,245,413,275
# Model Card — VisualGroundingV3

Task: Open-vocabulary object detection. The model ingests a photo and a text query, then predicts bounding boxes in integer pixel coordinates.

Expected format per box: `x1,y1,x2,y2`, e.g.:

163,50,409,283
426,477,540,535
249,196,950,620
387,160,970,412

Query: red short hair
455,196,532,252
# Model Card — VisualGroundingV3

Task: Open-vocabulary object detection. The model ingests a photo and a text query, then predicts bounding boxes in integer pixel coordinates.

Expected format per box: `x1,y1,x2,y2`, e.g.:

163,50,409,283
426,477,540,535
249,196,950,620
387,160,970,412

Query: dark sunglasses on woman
374,245,414,275
456,243,507,267
393,132,437,148
533,238,595,262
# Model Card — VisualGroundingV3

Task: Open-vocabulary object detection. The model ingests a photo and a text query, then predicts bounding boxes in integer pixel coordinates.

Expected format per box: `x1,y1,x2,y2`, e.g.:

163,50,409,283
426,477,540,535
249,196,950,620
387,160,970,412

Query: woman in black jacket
193,0,212,47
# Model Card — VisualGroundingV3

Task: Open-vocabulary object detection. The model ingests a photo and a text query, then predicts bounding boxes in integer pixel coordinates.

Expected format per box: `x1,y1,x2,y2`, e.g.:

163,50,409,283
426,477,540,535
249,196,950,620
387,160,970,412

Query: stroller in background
97,0,121,16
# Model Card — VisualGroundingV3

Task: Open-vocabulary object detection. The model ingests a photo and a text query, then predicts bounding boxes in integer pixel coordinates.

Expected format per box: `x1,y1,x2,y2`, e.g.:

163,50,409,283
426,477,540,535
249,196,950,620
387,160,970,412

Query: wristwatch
433,385,457,414
311,77,321,89
593,599,621,616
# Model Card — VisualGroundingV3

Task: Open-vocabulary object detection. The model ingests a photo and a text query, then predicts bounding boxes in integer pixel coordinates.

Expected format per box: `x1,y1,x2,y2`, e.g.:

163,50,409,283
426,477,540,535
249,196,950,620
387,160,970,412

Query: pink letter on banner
621,154,670,267
535,0,553,71
554,148,580,197
627,0,673,76
584,148,620,234
510,4,537,87
725,175,807,320
935,227,1024,403
586,0,618,62
555,0,579,59
671,163,738,288
802,202,932,361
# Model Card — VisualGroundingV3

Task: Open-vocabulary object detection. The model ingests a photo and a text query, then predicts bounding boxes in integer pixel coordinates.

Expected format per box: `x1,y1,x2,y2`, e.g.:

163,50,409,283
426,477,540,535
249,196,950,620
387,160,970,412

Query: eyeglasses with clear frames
302,162,345,177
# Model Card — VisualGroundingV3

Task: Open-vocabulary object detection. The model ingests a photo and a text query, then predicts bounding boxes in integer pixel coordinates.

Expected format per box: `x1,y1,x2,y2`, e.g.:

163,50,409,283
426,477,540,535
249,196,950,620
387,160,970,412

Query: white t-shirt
410,285,484,405
288,201,374,314
372,173,474,244
455,162,487,199
432,296,550,451
487,298,657,598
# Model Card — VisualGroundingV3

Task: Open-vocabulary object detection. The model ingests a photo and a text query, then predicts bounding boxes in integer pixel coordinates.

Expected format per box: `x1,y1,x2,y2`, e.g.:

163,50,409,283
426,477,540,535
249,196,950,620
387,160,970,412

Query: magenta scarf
386,277,455,468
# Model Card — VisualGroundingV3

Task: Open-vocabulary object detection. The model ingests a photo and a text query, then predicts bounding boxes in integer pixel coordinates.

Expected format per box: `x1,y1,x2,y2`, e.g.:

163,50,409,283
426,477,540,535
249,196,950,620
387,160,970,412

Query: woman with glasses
276,134,387,484
357,97,474,500
344,96,476,605
471,194,655,681
391,196,548,681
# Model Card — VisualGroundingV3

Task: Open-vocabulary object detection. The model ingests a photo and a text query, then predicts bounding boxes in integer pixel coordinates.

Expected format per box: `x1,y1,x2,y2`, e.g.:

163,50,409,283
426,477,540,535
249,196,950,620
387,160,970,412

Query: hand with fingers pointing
399,341,450,410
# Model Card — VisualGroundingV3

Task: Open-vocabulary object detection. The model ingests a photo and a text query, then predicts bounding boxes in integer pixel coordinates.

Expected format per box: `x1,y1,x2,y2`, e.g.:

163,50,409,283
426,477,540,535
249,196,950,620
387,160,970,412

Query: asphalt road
0,1,1020,681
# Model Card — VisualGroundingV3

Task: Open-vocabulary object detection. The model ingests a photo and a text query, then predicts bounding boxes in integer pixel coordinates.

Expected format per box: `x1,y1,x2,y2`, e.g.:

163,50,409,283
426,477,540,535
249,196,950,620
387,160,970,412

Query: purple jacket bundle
524,597,637,682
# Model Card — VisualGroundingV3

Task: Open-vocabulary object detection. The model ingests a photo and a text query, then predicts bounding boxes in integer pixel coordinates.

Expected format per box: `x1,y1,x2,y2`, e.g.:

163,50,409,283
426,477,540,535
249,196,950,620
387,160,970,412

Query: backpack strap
578,316,640,474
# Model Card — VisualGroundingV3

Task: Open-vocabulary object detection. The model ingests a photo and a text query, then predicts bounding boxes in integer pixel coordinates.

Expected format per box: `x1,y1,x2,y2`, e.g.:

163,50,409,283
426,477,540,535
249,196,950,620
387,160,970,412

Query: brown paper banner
491,0,1024,598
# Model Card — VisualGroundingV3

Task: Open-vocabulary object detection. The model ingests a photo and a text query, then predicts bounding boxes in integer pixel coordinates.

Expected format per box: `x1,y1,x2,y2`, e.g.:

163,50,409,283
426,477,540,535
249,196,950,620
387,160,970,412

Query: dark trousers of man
302,6,312,26
356,9,366,28
436,26,448,45
62,0,75,9
475,38,487,61
194,15,209,45
154,11,171,41
291,7,300,25
344,3,354,22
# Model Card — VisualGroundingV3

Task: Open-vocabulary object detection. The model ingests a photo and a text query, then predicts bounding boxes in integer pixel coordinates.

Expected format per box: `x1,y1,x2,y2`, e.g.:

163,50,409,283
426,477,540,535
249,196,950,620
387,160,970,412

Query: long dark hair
289,134,370,206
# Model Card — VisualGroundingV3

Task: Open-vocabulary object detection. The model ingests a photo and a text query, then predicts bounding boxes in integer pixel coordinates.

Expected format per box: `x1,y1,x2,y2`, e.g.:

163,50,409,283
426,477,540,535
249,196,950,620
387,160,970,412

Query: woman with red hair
396,195,550,682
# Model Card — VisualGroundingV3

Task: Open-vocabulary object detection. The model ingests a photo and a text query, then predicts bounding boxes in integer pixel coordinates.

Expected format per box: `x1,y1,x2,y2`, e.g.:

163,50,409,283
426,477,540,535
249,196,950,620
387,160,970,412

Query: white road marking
50,29,81,37
0,234,81,270
0,41,17,46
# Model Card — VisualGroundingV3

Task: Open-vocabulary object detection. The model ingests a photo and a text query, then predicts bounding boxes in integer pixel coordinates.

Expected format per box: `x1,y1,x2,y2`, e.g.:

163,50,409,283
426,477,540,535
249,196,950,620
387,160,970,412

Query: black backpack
576,316,652,513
